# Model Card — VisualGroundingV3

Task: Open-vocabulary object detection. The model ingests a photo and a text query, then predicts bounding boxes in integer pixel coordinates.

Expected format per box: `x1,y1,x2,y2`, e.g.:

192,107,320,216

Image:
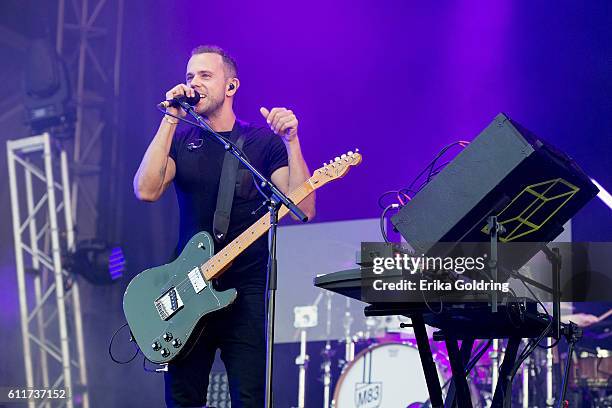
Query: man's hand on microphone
164,84,195,118
259,107,298,144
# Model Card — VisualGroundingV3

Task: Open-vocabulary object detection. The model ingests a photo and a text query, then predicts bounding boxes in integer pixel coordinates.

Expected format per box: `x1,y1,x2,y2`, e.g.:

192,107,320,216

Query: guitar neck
201,180,314,280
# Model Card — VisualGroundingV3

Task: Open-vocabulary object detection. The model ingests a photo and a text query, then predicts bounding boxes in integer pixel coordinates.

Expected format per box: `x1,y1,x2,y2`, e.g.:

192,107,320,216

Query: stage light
65,240,125,285
23,38,75,137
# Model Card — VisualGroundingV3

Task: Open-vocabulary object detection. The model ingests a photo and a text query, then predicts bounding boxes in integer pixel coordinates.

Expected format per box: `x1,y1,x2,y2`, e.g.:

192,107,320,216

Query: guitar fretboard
201,181,314,280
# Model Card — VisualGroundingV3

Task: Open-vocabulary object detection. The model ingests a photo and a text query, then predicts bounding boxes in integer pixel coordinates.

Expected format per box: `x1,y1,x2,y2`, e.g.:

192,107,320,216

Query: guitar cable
108,322,140,364
143,356,168,373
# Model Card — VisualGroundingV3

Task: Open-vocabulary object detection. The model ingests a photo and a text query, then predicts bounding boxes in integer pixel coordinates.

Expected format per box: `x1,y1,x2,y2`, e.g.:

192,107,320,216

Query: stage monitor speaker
391,113,598,272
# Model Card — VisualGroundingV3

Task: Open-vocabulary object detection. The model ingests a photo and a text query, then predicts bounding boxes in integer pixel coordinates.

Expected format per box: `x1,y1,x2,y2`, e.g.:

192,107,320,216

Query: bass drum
332,342,481,408
332,342,440,408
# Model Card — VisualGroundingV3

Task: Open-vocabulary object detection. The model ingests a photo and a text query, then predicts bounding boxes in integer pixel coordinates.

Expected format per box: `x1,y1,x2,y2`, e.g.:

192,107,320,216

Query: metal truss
55,0,125,243
7,133,89,408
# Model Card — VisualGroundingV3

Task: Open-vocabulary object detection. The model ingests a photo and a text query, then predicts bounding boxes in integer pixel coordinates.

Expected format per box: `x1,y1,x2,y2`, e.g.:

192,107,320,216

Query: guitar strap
213,119,246,243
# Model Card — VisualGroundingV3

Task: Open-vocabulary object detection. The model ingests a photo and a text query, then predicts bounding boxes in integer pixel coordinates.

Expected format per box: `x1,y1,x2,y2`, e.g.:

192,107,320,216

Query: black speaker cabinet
391,113,598,272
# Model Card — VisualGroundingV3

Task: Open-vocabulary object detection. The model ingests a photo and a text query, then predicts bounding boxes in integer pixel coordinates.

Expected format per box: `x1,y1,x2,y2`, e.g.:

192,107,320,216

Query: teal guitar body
123,231,237,364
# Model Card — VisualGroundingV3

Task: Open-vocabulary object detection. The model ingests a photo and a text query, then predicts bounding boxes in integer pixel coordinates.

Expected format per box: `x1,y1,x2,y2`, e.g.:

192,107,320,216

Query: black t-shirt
169,120,288,291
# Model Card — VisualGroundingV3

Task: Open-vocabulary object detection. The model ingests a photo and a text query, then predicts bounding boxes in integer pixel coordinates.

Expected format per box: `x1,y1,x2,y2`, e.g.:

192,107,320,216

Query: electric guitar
123,151,362,363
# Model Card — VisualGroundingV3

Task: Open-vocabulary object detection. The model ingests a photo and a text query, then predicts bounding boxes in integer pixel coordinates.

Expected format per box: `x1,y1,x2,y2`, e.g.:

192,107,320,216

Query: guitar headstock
309,150,362,189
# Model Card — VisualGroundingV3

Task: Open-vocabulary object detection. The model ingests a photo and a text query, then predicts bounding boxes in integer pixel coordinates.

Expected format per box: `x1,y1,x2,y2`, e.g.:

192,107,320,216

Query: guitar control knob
171,339,182,348
163,332,173,341
151,341,161,351
160,348,170,357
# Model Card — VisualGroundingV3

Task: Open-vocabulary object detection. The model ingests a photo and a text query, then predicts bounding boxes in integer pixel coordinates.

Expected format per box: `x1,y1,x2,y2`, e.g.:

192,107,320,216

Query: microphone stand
175,103,308,408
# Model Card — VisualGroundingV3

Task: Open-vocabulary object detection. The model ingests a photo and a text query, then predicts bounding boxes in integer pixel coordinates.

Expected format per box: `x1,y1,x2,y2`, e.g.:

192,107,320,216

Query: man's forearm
286,137,316,220
133,118,177,201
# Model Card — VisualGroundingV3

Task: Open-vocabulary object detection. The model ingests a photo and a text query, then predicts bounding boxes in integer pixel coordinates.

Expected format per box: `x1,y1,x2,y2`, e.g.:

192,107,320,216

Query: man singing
134,45,315,407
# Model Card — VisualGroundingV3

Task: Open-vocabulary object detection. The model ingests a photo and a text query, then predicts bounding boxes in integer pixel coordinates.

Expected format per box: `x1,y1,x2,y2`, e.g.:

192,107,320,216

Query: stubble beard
196,92,224,119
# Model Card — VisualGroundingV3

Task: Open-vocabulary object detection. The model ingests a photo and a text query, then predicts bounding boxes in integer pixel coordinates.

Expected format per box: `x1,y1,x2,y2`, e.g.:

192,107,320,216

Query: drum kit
325,321,488,408
293,294,612,408
293,294,492,408
567,346,612,407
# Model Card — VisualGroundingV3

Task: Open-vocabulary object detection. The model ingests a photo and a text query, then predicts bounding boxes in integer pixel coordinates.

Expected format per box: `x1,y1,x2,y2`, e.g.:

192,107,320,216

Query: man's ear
226,78,239,96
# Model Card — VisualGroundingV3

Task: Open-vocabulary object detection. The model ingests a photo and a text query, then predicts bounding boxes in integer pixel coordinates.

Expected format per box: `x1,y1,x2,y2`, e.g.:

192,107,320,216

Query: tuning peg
334,157,340,162
348,151,353,155
341,154,347,159
355,148,359,152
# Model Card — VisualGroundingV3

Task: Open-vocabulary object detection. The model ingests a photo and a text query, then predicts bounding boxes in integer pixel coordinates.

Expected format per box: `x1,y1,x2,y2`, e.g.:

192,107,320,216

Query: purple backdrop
1,1,610,406
124,0,611,231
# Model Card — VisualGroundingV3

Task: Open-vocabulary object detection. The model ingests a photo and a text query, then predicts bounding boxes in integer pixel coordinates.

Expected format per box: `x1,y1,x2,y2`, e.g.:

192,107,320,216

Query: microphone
158,90,201,109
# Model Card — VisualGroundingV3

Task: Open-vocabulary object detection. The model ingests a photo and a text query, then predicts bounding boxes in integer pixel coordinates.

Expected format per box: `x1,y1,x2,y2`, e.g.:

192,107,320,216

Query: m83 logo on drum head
353,347,382,408
354,381,382,408
334,343,439,408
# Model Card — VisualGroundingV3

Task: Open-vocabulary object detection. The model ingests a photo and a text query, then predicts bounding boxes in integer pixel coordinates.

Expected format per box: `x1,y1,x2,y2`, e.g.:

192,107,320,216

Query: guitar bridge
154,287,184,321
